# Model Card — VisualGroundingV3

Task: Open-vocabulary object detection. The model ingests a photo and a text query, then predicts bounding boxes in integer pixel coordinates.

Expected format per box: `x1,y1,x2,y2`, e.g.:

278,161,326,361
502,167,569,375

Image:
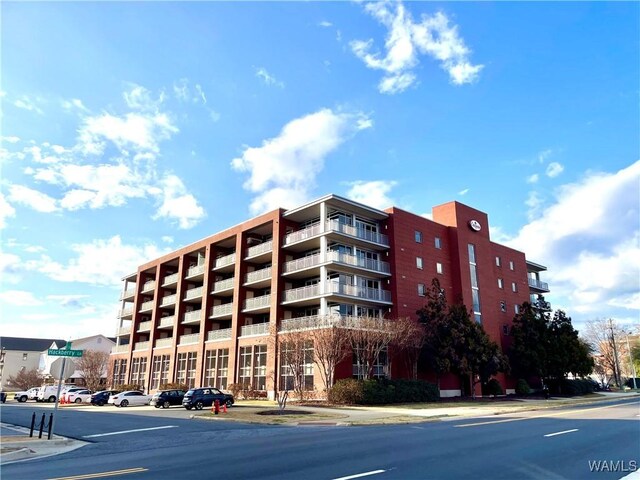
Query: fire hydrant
214,399,220,415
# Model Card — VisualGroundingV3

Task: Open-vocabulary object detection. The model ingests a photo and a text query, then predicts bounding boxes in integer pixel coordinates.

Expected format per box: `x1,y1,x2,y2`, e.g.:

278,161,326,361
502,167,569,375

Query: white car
61,387,86,402
14,387,40,402
67,389,93,404
108,390,151,407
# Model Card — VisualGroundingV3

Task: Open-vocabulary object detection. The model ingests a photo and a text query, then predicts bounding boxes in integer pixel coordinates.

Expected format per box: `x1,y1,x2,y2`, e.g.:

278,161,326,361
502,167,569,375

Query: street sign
49,357,76,379
48,348,83,357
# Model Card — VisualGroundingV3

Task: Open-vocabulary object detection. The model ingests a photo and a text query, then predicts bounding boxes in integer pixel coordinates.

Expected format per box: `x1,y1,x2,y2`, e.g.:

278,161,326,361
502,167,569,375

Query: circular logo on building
469,220,482,232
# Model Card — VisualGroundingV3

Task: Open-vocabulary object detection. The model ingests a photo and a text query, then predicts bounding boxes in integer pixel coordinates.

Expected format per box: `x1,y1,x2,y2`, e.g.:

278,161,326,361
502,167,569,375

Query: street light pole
625,331,637,390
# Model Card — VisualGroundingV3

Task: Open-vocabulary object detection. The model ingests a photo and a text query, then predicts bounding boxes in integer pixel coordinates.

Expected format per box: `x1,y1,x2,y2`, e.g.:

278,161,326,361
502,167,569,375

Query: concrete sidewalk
0,423,86,465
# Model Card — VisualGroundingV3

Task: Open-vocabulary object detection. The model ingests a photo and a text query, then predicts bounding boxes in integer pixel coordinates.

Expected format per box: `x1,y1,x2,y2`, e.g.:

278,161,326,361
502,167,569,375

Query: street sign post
48,348,83,357
48,342,83,438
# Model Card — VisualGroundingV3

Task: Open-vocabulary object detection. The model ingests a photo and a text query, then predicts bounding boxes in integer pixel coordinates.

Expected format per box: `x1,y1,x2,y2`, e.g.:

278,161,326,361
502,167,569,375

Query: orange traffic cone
222,404,227,413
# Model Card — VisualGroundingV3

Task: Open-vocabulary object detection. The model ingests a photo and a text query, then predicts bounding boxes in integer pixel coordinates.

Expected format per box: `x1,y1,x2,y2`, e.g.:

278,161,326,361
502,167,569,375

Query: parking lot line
47,467,148,479
83,425,177,438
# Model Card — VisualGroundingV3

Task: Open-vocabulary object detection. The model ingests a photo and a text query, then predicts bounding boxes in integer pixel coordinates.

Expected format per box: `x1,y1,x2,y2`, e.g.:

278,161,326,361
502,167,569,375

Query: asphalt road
2,398,638,480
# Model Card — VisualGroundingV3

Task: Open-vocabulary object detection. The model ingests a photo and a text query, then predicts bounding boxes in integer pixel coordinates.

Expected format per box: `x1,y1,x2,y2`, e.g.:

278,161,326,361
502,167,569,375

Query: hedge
329,378,439,405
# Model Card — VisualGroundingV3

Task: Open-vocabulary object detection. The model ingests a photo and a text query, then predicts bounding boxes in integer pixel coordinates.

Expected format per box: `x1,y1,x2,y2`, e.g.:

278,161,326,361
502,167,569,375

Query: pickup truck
14,387,40,402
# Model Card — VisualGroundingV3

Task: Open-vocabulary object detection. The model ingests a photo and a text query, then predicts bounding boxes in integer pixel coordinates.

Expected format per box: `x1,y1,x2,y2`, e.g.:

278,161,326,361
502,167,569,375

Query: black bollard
38,413,45,439
29,412,36,437
47,413,53,440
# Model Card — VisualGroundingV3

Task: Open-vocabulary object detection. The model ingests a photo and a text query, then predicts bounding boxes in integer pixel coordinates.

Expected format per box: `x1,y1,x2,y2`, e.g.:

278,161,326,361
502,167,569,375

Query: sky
1,1,638,341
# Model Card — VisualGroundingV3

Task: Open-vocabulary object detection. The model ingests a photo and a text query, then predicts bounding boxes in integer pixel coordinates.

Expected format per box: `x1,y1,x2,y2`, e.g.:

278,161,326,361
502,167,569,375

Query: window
416,257,423,269
22,353,28,361
500,301,507,312
112,359,128,386
496,256,501,267
512,282,518,292
509,260,515,271
186,352,197,388
514,304,520,314
239,346,252,387
502,325,510,336
280,340,314,391
418,283,426,296
131,357,147,389
468,244,482,324
498,278,504,289
415,231,422,243
353,346,388,379
436,262,443,274
435,237,442,249
253,345,267,390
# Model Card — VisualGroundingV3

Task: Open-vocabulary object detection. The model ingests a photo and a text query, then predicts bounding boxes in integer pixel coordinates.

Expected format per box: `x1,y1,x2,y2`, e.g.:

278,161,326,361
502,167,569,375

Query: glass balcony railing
240,323,269,337
528,278,549,291
134,341,150,351
137,320,152,332
163,272,179,286
243,294,271,311
282,284,321,303
326,220,389,246
121,287,136,299
186,264,205,278
283,223,322,245
184,286,203,301
111,344,130,354
210,303,233,318
182,309,202,324
139,300,154,312
179,333,200,345
282,251,390,275
282,283,391,303
214,253,236,269
116,326,131,336
155,337,173,349
245,267,272,284
212,277,234,293
141,280,156,293
160,294,177,307
120,306,134,318
158,316,175,329
207,328,232,342
246,240,273,258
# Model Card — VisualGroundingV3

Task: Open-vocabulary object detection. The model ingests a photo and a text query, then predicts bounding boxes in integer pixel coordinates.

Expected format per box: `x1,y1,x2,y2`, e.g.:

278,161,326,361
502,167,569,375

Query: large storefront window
177,352,197,387
131,357,147,389
204,349,229,389
151,355,171,390
239,347,252,387
352,346,388,379
279,341,314,391
253,345,267,390
112,359,127,386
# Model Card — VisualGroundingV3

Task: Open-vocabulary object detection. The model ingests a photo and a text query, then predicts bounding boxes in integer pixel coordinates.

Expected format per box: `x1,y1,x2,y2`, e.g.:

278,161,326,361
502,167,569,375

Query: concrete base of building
439,389,462,398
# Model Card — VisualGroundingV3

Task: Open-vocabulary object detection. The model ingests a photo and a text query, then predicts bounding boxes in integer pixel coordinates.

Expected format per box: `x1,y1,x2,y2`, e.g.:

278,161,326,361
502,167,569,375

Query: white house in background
39,335,115,386
0,337,67,390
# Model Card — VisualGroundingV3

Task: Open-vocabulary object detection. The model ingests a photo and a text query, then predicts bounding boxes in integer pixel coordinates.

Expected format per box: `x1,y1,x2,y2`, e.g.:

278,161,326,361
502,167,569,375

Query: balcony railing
245,267,272,284
282,284,321,303
182,309,202,324
141,280,156,293
282,283,391,303
160,294,177,307
279,315,392,333
210,303,233,318
283,253,321,274
179,333,200,345
121,287,136,299
137,320,152,332
207,328,232,342
246,240,273,258
214,253,236,269
240,323,269,337
163,272,179,286
186,264,205,278
120,306,134,318
155,337,173,349
283,223,322,245
134,341,150,351
282,251,390,275
139,300,155,312
212,277,234,293
158,316,175,329
116,326,131,336
111,344,129,354
243,294,271,311
184,286,203,301
326,220,389,246
528,278,549,291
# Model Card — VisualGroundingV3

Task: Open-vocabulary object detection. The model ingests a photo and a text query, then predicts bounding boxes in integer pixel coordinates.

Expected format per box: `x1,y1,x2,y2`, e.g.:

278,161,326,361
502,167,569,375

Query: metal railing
246,240,273,258
282,283,391,303
207,328,232,342
158,316,175,328
163,272,179,286
137,320,152,332
116,326,131,336
283,223,322,245
160,294,177,307
282,253,321,274
212,277,234,293
139,300,155,312
279,314,393,333
155,337,173,349
243,294,271,311
282,284,321,303
214,253,236,269
134,341,150,351
141,280,156,292
121,287,136,299
282,251,390,274
120,306,134,317
184,286,203,301
111,344,129,354
245,267,272,284
179,333,200,345
182,309,202,324
326,220,389,246
210,303,233,317
186,264,205,278
528,278,549,291
240,323,269,337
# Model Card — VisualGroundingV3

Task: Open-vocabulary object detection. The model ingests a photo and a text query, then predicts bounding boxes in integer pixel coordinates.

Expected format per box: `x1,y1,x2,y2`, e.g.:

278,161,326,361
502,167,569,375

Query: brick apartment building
110,194,549,398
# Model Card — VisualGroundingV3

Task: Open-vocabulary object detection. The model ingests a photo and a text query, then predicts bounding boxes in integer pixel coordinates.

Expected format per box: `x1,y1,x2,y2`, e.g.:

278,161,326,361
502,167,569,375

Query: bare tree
309,314,350,392
76,350,110,392
7,368,43,390
392,317,426,380
583,319,627,388
278,330,312,401
346,316,396,380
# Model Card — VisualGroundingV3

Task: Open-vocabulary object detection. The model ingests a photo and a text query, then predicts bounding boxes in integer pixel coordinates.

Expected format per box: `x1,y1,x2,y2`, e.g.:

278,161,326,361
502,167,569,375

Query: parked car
625,378,640,389
108,390,152,407
37,385,65,403
67,389,93,404
182,387,234,410
150,389,186,409
61,387,86,402
90,390,119,406
13,387,40,402
0,392,6,403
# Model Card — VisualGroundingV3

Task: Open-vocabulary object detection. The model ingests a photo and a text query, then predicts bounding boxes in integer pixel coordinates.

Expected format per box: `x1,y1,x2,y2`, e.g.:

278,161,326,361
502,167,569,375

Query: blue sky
1,1,638,340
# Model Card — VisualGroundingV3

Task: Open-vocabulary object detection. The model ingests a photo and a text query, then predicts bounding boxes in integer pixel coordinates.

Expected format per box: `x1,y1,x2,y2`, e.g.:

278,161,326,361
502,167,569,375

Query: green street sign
48,348,83,358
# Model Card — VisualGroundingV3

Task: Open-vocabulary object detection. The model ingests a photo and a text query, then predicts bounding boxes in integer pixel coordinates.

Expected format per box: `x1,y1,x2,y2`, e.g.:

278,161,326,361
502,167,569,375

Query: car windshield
184,391,193,397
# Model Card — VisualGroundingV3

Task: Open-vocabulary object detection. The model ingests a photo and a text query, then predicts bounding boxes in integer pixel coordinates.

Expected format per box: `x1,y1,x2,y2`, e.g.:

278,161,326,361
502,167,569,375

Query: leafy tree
7,368,43,390
76,350,110,392
509,301,551,382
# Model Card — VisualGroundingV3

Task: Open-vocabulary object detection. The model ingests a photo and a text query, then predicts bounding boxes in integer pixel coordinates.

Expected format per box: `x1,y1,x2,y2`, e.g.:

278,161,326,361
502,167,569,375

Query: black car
182,387,234,410
150,389,186,408
90,390,119,406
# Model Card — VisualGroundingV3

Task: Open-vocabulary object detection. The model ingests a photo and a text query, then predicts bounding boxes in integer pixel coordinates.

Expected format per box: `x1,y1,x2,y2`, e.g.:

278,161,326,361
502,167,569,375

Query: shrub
483,378,503,397
328,378,439,405
328,379,364,404
227,383,244,398
515,379,531,396
114,383,142,392
159,383,189,391
559,378,595,396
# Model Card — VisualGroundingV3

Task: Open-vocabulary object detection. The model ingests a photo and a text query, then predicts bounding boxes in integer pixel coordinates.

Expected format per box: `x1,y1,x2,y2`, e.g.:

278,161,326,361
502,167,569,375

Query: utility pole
609,318,622,388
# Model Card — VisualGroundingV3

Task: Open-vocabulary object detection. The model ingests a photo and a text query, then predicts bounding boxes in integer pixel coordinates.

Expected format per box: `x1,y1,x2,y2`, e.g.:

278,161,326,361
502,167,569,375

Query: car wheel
98,400,105,406
48,396,56,403
19,395,28,402
163,401,170,409
74,398,82,404
121,399,129,407
195,401,203,410
154,404,160,408
185,406,192,410
225,399,233,408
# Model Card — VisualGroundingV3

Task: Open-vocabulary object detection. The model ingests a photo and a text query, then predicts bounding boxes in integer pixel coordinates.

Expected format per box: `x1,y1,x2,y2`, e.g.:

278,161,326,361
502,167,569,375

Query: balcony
245,240,273,262
242,294,271,313
141,280,156,293
186,264,205,281
207,328,232,342
160,294,177,308
282,284,321,304
119,306,134,319
134,341,150,351
182,309,202,325
137,320,152,333
139,300,155,313
116,325,131,337
184,286,203,302
528,277,550,293
282,251,390,277
280,314,391,333
155,337,173,349
121,287,136,300
158,315,175,329
244,266,272,288
111,344,129,354
179,333,200,346
210,303,233,319
240,322,269,337
326,220,389,247
282,223,322,249
282,283,392,305
213,253,236,272
212,277,234,295
162,272,179,288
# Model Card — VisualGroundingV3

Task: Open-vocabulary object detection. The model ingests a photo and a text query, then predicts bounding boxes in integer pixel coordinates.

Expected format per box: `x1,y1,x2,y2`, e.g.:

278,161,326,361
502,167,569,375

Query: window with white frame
239,346,252,387
496,256,501,267
436,262,443,274
253,345,267,390
435,237,442,249
514,304,520,314
418,283,426,296
416,257,423,269
352,346,388,379
279,340,314,391
509,260,515,271
498,278,504,289
512,282,518,292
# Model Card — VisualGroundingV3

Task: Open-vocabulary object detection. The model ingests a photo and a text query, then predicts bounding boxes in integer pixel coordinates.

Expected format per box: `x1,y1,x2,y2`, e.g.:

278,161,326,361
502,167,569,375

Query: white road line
332,470,386,480
83,425,177,438
544,429,578,437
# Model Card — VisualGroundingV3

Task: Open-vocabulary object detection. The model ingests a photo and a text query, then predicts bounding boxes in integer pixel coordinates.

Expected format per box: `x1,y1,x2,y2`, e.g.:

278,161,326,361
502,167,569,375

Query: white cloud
0,251,22,284
13,96,44,115
7,185,58,213
161,236,174,244
173,78,206,104
0,290,43,306
507,160,640,322
61,98,90,113
2,136,20,143
351,2,483,94
546,162,564,178
345,180,398,210
458,188,469,196
255,67,285,88
123,84,164,111
0,193,16,228
318,21,333,28
538,149,553,163
153,174,206,229
209,109,221,122
527,174,539,184
525,191,544,220
231,108,372,214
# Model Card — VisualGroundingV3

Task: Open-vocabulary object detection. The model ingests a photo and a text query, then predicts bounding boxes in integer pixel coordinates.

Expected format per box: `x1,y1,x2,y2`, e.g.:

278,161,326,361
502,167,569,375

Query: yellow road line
455,400,639,428
48,467,148,480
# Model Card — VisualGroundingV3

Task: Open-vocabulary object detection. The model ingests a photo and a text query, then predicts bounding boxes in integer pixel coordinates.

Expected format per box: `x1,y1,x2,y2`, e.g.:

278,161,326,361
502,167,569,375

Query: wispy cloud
152,174,206,229
173,78,207,104
526,174,539,184
546,162,564,178
0,290,43,306
61,98,90,114
351,1,483,94
345,180,397,210
318,20,333,28
7,185,58,213
255,67,285,89
458,188,469,196
13,95,45,115
0,193,16,228
231,108,372,214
